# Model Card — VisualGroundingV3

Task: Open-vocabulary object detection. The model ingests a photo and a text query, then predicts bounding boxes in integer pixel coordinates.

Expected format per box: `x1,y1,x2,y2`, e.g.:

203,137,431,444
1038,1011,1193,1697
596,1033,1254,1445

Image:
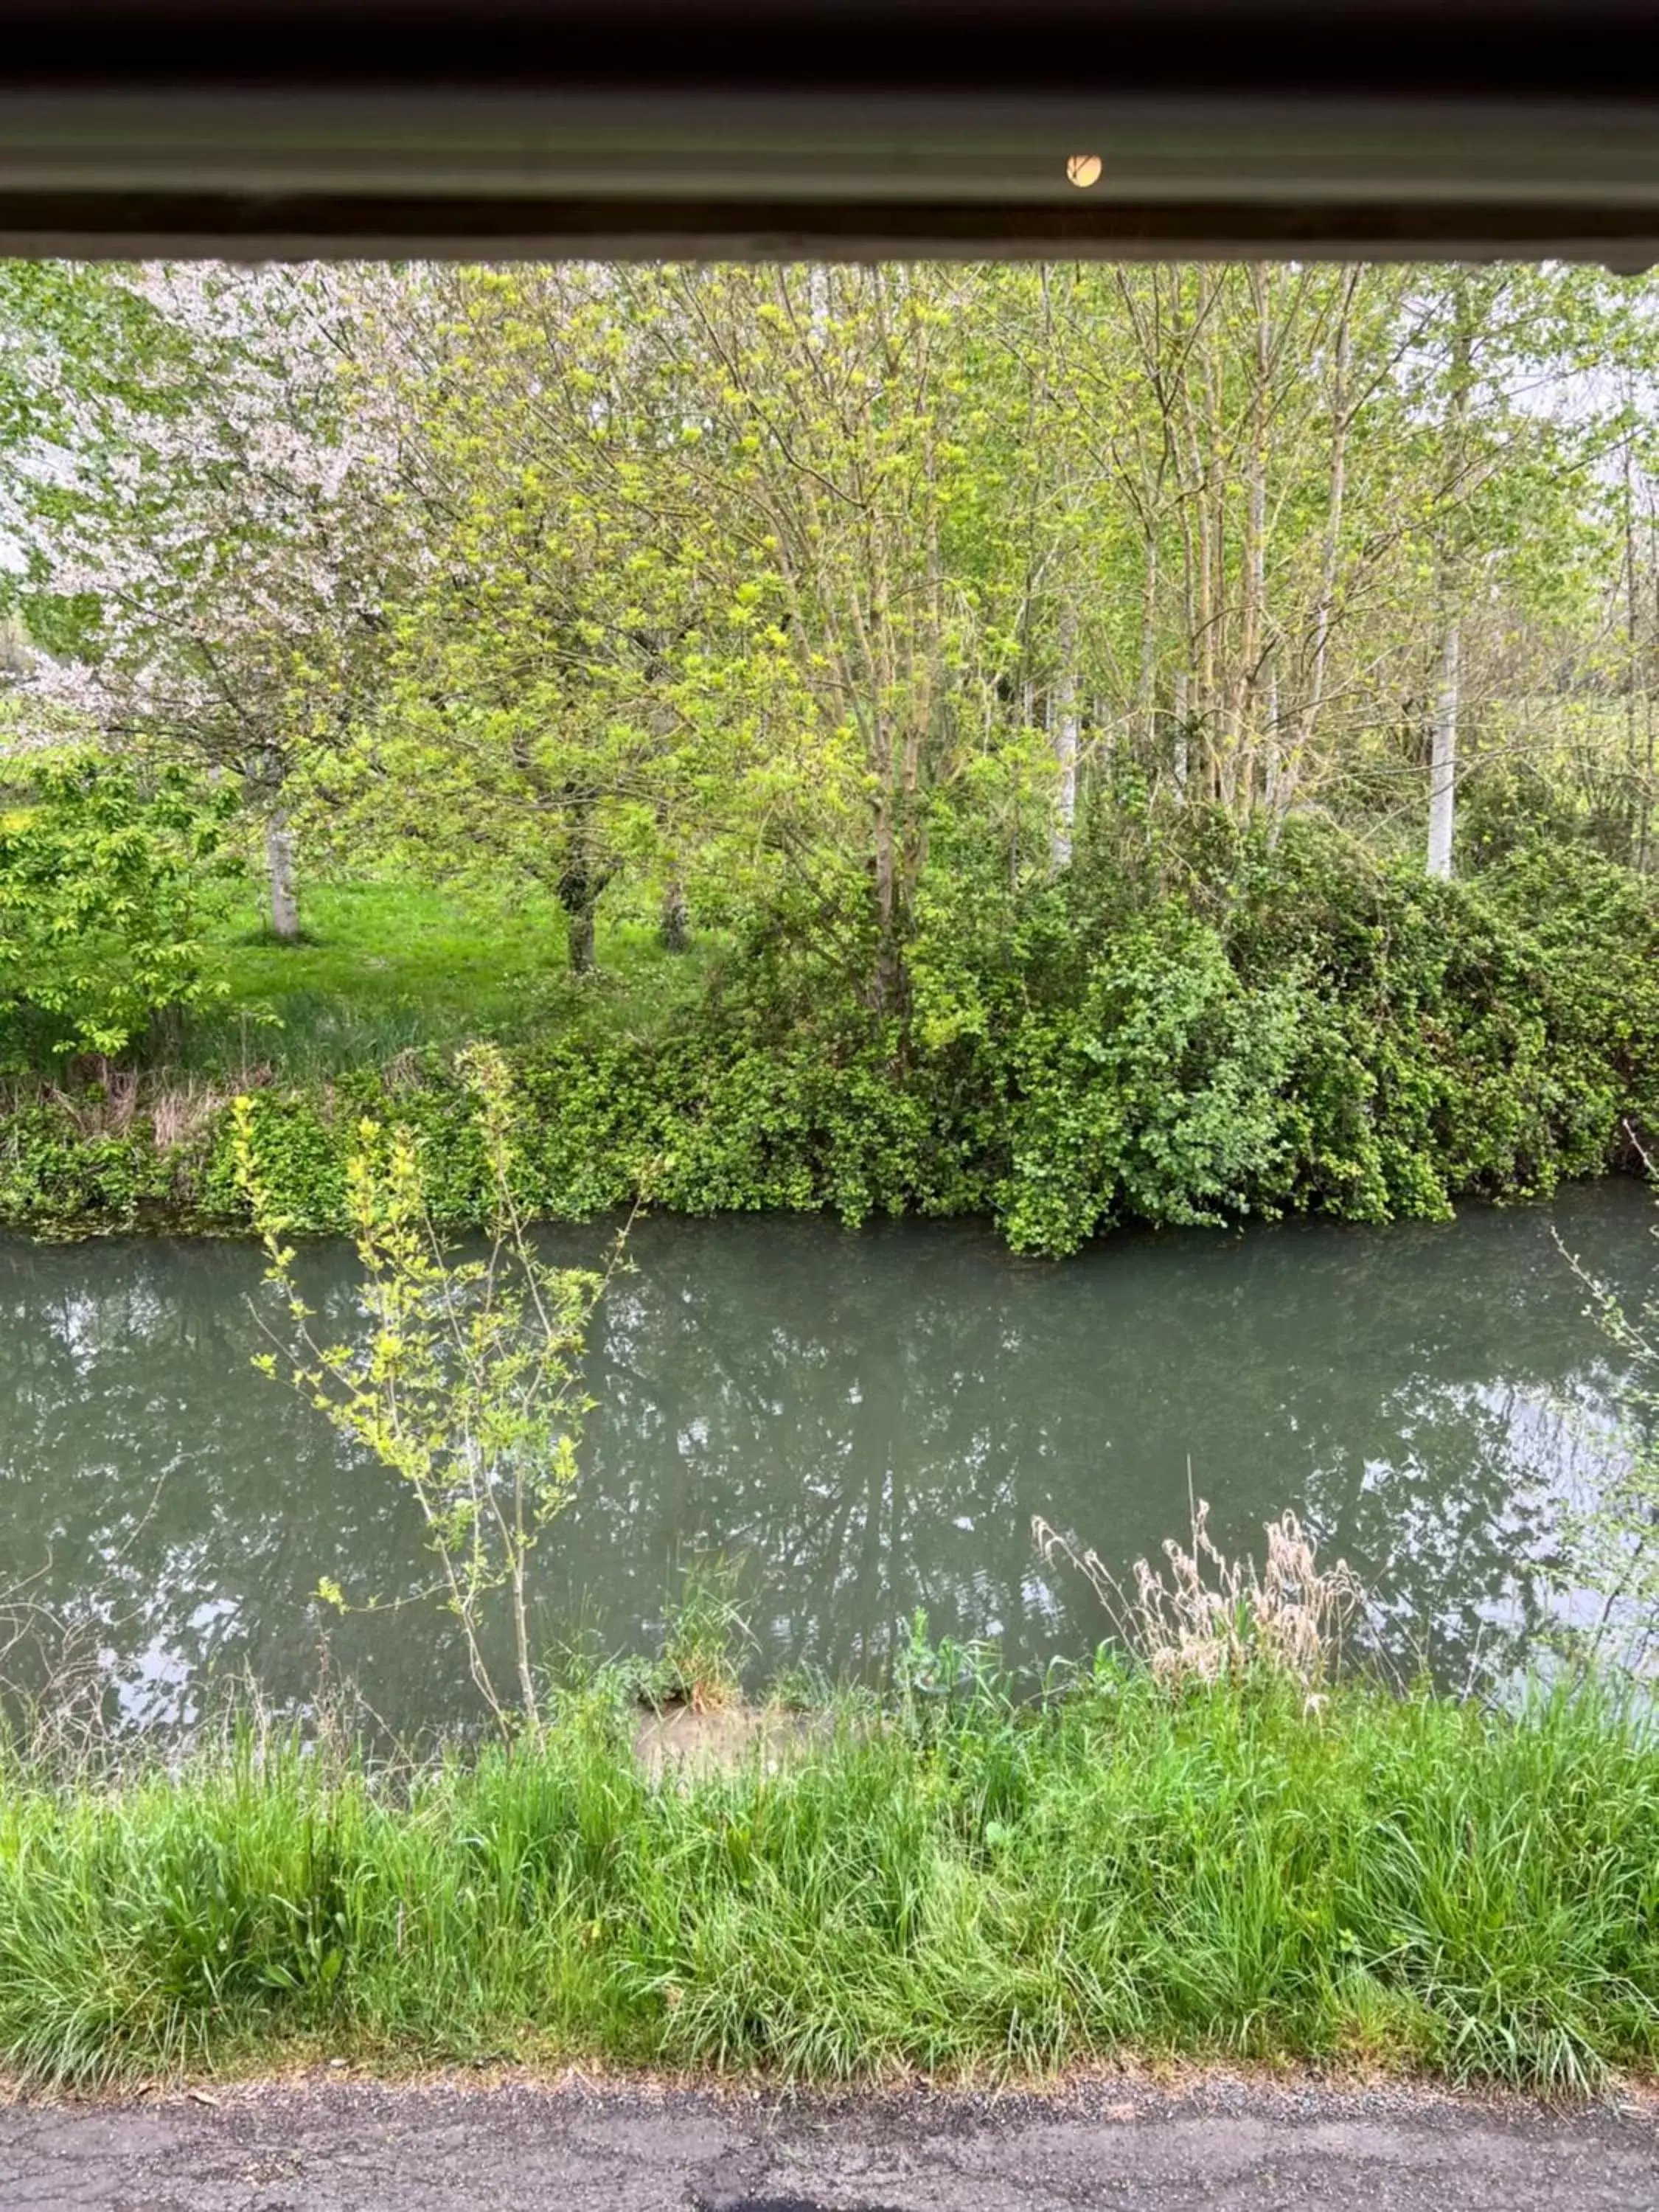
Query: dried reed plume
1034,1498,1366,1689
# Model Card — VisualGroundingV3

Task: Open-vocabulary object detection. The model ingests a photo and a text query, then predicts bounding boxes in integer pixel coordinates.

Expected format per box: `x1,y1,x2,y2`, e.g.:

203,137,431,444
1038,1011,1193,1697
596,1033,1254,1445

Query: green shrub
0,753,231,1068
4,829,1657,1251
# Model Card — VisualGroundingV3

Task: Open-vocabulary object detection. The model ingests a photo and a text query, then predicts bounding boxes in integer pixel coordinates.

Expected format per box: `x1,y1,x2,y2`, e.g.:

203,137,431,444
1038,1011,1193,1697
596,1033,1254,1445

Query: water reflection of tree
0,1238,469,1733
556,1190,1650,1686
0,1182,1649,1733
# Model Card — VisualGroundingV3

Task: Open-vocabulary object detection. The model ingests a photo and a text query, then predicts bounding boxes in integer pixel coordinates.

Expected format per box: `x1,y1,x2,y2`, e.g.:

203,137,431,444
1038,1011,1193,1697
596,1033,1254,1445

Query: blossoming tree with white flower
16,260,410,939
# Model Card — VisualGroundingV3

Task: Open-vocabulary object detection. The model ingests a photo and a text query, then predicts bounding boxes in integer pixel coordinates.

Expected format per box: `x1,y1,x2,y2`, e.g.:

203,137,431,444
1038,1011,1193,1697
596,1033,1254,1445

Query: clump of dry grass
3,1065,249,1153
44,1064,142,1140
150,1079,234,1150
381,1046,431,1092
1034,1498,1366,1689
0,1586,123,1773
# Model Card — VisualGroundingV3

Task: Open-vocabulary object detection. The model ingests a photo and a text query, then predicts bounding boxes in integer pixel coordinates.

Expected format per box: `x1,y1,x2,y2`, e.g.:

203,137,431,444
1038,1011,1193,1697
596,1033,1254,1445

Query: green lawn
174,877,721,1079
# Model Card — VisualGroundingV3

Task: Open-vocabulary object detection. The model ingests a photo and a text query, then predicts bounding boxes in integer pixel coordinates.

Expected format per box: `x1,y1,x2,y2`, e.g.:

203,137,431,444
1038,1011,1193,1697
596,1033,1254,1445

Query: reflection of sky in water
110,1596,243,1730
0,1180,1654,1736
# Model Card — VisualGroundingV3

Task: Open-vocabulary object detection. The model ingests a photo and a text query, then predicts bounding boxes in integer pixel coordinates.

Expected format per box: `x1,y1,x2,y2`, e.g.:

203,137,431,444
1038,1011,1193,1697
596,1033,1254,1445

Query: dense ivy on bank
5,830,1657,1255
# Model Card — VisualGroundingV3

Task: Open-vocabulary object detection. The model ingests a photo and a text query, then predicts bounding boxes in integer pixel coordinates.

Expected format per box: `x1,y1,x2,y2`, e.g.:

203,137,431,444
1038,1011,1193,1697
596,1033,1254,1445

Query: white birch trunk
1051,605,1079,871
1427,622,1460,880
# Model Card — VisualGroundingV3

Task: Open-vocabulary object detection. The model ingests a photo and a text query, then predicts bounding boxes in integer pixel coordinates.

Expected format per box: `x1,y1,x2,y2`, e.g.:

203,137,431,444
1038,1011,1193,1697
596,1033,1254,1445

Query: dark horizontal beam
4,189,1659,265
2,7,1659,256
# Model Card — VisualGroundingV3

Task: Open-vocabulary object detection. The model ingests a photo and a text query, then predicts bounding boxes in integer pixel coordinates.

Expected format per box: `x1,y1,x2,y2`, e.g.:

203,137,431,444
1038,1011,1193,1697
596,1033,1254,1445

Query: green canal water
0,1181,1652,1733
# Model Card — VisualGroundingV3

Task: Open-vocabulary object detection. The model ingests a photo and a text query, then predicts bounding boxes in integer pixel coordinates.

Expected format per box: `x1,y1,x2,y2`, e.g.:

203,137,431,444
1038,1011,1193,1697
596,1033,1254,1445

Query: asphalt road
4,2073,1658,2211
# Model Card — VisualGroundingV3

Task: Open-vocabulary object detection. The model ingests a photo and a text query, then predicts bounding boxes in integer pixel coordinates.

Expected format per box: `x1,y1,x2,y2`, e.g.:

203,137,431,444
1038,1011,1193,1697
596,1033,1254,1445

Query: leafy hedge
4,830,1657,1253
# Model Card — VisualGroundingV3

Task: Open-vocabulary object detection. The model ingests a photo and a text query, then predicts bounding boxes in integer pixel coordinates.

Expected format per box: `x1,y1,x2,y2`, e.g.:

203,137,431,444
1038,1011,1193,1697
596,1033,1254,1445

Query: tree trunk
1637,422,1655,863
1233,262,1271,818
1262,664,1282,825
1050,601,1079,871
1200,282,1225,803
1295,270,1356,808
1645,502,1659,873
557,793,608,977
869,771,908,1014
566,897,597,976
1429,274,1473,885
659,875,692,953
265,810,300,940
1172,670,1190,798
1427,620,1460,880
1135,532,1160,754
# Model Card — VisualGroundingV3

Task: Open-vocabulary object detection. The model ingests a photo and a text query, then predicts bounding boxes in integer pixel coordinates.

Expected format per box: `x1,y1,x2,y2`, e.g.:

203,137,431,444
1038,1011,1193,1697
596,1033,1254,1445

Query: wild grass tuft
1035,1498,1368,1690
644,1554,756,1714
1,1667,1656,2093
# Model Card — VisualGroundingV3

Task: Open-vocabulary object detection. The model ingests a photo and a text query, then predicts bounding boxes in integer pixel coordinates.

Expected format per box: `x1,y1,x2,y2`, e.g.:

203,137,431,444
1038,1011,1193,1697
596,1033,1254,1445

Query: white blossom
15,260,419,801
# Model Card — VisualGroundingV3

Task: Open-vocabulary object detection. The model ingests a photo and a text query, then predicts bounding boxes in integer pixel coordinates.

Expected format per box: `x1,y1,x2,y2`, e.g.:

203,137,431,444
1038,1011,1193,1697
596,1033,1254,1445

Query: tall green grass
2,1669,1657,2092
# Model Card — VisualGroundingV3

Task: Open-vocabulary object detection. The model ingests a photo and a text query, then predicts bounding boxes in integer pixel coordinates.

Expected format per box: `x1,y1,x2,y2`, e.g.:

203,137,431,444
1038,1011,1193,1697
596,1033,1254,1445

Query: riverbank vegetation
8,1143,1653,2100
1,1662,1655,2093
7,1230,1657,2097
3,830,1657,1251
4,261,1659,1248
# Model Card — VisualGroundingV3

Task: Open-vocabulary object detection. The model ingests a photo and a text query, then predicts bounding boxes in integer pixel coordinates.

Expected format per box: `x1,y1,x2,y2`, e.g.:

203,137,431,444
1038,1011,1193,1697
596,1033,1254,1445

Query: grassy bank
3,1669,1657,2094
